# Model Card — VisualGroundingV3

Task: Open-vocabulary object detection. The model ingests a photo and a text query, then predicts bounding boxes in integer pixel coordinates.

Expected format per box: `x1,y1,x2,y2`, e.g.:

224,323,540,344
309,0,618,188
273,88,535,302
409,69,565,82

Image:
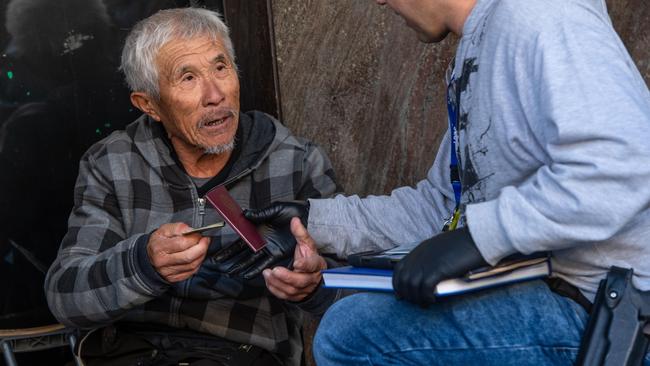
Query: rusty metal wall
607,0,650,82
272,1,455,196
272,0,650,197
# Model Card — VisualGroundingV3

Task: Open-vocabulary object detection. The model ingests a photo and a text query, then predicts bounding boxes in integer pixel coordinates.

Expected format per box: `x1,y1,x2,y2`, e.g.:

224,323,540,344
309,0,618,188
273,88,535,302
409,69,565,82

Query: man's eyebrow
173,54,229,76
174,65,191,78
211,54,228,64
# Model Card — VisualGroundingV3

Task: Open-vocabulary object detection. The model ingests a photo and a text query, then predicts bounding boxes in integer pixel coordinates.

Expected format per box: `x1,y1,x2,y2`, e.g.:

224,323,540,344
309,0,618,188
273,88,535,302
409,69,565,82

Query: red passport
204,185,267,252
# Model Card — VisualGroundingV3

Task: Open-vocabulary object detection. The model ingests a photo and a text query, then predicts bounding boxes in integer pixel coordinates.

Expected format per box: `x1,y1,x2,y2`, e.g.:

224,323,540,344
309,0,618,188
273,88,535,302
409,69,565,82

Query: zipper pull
198,197,206,216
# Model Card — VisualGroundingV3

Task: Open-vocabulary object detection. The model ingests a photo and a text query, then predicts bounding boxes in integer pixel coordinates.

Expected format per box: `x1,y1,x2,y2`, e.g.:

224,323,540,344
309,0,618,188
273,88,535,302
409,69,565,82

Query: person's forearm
45,234,168,328
307,133,455,258
308,180,454,257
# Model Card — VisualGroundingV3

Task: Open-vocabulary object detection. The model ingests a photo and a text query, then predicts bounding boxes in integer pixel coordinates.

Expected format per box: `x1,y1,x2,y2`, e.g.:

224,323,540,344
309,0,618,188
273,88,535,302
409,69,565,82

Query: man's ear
130,92,162,121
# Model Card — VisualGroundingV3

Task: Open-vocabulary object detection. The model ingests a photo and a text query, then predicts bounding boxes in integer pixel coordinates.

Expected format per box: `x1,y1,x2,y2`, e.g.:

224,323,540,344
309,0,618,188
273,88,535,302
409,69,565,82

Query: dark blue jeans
313,280,650,365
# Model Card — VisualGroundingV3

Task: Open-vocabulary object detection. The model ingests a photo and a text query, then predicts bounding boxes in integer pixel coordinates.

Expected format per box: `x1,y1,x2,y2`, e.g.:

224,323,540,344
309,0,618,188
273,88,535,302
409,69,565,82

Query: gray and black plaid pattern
45,111,340,365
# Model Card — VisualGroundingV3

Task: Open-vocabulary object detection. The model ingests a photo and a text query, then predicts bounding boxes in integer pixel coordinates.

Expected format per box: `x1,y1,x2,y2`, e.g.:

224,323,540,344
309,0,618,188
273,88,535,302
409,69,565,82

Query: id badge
441,209,461,232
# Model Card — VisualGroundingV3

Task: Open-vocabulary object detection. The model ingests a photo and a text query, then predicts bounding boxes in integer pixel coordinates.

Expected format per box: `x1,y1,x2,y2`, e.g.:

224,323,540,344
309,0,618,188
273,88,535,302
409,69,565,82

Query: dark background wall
272,0,650,197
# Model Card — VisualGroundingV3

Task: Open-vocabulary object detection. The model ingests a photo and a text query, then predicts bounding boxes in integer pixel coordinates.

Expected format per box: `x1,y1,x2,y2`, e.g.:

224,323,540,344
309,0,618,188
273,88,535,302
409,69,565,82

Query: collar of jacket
126,110,291,189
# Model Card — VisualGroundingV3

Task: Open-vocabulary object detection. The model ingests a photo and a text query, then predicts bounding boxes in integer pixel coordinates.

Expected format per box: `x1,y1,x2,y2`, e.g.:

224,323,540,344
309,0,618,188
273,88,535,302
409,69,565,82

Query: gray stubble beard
203,139,235,155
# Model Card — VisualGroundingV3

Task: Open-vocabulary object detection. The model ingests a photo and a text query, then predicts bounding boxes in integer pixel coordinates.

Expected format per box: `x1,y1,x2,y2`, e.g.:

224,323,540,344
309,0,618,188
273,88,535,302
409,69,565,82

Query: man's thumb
292,218,317,253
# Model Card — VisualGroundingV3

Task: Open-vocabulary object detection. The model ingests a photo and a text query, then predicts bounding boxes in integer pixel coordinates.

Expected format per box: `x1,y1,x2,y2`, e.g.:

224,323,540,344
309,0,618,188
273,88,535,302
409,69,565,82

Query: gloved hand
215,201,309,280
243,201,310,228
214,223,297,280
214,201,310,280
393,226,488,306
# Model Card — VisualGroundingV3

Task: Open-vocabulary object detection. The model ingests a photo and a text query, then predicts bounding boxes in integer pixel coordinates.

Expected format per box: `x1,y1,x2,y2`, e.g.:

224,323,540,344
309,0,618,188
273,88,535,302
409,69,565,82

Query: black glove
392,226,488,306
214,223,296,280
214,201,309,280
243,201,310,228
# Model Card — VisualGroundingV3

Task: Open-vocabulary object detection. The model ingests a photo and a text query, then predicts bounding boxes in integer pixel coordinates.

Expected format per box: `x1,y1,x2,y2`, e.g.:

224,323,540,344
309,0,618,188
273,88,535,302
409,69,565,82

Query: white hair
120,7,237,100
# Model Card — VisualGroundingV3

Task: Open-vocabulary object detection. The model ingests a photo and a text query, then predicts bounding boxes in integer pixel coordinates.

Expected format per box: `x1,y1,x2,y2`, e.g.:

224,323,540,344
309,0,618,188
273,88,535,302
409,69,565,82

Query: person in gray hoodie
44,7,340,366
239,0,650,364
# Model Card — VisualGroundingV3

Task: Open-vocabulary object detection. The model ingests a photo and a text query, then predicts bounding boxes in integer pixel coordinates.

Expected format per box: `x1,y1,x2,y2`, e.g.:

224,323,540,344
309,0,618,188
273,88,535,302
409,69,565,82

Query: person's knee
314,294,359,349
313,292,389,362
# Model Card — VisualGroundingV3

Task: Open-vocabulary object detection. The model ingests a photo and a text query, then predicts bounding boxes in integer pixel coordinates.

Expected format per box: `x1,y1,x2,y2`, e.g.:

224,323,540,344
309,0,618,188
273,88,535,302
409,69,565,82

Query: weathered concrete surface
273,1,456,195
607,0,650,83
272,0,650,197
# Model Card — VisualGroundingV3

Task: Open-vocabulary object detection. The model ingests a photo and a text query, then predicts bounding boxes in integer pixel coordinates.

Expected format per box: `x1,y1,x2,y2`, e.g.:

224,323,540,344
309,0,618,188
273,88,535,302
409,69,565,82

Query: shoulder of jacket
248,110,314,154
82,117,150,165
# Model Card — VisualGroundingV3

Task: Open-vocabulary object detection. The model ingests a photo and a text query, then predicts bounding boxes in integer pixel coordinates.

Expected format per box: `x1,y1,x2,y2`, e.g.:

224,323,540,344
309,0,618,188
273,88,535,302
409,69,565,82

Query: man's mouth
199,110,234,129
203,117,227,127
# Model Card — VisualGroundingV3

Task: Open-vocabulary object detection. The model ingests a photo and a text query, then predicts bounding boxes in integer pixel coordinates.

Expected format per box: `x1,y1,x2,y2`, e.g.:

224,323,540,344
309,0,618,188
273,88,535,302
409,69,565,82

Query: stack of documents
322,254,550,297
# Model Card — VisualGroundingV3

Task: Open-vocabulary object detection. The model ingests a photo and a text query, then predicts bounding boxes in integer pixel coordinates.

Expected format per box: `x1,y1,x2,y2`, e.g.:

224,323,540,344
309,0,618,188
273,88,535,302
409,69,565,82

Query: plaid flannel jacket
44,111,340,365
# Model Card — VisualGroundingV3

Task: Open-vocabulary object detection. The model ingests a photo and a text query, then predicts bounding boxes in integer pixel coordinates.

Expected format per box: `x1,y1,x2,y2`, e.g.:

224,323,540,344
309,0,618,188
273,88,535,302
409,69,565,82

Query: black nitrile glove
243,201,310,228
214,222,297,280
392,226,488,306
214,201,310,280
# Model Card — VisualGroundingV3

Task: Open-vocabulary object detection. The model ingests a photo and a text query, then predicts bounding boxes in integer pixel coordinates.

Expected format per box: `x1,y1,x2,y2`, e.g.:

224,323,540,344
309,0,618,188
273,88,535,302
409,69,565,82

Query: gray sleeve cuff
465,200,517,265
134,233,169,292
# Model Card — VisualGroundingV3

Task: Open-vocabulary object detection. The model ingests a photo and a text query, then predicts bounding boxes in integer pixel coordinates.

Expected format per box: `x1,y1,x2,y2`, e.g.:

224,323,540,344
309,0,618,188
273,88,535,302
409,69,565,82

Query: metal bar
67,332,82,366
1,341,18,366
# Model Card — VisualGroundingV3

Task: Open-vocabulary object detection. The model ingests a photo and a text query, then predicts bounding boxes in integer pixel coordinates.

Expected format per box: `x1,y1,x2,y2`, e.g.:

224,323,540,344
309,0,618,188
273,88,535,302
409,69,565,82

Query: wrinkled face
151,35,240,155
376,0,451,43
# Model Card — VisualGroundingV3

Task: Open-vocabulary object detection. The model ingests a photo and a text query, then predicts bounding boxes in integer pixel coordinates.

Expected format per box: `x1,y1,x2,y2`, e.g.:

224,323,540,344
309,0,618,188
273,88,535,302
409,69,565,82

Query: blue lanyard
446,79,462,209
442,75,462,231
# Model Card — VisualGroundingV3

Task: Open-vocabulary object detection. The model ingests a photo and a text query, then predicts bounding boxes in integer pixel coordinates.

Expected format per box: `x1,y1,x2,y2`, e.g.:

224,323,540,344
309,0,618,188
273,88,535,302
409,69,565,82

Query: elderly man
44,7,338,366
242,0,650,365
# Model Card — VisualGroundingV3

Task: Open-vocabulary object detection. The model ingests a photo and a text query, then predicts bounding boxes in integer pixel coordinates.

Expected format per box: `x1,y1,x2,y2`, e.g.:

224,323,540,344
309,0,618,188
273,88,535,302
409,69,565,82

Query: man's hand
147,223,210,283
393,226,488,306
263,217,327,301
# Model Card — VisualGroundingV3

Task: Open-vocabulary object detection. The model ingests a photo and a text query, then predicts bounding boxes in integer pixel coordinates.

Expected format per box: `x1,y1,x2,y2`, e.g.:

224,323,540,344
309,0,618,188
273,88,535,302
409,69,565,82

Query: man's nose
375,0,387,5
202,78,225,106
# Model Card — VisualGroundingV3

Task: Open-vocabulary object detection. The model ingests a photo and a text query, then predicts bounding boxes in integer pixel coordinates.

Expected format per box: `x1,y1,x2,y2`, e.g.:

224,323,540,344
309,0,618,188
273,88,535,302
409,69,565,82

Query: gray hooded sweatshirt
307,0,650,300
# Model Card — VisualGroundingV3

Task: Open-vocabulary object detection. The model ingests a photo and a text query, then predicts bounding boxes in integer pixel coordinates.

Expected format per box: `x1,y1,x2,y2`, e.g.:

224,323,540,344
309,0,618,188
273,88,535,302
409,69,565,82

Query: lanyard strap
443,77,462,231
446,79,462,209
